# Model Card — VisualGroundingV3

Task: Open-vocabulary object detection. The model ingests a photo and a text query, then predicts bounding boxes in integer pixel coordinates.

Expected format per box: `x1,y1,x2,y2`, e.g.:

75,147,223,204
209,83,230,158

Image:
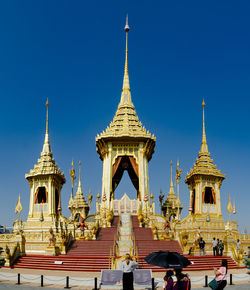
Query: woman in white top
121,253,138,290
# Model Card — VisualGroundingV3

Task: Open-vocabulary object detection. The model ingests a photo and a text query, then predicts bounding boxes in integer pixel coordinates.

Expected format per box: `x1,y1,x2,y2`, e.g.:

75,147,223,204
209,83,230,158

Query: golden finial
176,160,182,184
227,194,233,213
15,194,23,220
176,160,182,202
69,159,76,198
102,190,107,202
87,189,93,207
202,99,205,108
200,99,208,153
42,98,51,154
121,14,131,102
232,200,236,214
227,194,233,222
124,14,130,32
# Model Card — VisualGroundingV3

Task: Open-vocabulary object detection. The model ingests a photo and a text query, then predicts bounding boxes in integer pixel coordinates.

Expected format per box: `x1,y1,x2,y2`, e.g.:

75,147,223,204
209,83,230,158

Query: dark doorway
55,189,59,213
36,187,47,204
192,189,196,214
204,187,215,204
112,156,139,197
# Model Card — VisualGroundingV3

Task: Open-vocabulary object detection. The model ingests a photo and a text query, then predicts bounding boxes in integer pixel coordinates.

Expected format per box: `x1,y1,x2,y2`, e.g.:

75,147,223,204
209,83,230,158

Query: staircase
131,216,243,272
132,216,182,271
184,255,245,271
12,216,244,272
117,213,134,256
13,216,119,272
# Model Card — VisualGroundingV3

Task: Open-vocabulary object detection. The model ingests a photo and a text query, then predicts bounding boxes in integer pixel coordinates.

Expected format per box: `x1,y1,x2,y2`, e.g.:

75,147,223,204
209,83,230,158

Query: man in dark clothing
199,237,206,256
219,240,224,256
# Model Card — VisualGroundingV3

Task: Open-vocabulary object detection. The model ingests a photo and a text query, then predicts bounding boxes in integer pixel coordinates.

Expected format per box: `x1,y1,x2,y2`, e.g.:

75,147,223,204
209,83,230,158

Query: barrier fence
0,272,249,289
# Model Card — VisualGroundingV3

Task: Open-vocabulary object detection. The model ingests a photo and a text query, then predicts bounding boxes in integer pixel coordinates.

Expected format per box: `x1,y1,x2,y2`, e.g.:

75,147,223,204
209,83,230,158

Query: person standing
236,239,241,253
212,237,218,256
173,268,191,290
121,253,138,290
216,239,220,256
163,270,174,290
214,259,228,290
199,237,206,256
219,240,224,256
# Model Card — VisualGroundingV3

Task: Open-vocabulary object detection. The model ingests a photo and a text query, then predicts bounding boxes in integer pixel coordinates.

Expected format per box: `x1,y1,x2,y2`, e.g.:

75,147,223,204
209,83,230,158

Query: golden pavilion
0,17,249,270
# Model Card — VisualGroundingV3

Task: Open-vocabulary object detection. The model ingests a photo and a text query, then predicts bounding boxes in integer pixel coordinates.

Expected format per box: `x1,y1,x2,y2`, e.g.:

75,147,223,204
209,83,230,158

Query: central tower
95,17,156,212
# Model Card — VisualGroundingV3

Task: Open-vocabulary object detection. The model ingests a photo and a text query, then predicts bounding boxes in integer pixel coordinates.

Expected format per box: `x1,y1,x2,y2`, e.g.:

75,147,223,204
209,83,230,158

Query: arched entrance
112,156,139,199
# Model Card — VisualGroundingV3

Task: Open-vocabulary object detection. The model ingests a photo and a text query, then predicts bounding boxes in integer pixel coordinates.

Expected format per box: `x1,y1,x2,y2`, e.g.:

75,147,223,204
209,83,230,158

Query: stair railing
108,220,121,269
131,226,138,259
109,247,113,269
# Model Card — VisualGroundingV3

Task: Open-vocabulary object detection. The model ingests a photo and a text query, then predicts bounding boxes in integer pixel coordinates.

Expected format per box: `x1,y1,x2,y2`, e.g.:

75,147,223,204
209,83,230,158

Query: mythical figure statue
49,228,56,246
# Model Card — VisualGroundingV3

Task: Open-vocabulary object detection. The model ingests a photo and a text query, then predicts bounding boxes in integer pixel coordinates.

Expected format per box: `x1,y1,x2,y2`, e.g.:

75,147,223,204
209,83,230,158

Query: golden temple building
0,17,249,270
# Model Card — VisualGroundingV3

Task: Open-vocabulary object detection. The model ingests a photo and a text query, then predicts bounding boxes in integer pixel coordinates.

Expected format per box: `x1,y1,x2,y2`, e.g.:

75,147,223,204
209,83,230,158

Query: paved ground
0,282,249,290
0,267,249,289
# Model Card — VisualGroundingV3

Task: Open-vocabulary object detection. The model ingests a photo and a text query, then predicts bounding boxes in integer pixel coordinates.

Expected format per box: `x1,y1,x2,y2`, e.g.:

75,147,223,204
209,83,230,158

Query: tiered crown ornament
162,161,183,221
68,161,91,221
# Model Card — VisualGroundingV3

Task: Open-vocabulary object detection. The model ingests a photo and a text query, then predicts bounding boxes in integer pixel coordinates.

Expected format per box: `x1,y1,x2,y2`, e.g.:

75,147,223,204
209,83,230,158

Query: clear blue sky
0,1,249,233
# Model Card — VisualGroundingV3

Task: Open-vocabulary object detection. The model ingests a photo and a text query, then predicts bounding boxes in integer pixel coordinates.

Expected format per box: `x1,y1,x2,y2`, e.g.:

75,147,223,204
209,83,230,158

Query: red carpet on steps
131,216,244,272
12,216,244,272
13,216,120,272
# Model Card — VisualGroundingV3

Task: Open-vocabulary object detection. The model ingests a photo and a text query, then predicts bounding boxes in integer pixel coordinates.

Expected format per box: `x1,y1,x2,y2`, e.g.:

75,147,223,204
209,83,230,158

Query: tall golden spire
200,99,208,153
76,161,83,196
185,100,225,184
26,99,65,183
42,98,51,155
96,16,156,161
168,161,175,195
120,15,132,106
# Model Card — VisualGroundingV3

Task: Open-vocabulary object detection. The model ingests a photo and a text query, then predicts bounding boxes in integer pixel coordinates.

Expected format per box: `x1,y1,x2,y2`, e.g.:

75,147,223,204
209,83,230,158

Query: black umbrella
144,251,192,269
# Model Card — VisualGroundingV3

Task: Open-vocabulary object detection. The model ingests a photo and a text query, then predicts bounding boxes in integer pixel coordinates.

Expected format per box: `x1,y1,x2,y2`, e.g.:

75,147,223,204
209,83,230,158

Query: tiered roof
25,100,65,183
185,100,225,183
96,17,155,159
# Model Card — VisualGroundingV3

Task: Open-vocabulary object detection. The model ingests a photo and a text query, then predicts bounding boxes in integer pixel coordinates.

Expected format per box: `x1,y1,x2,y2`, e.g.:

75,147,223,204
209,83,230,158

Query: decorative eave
185,153,226,185
25,155,66,184
96,134,156,161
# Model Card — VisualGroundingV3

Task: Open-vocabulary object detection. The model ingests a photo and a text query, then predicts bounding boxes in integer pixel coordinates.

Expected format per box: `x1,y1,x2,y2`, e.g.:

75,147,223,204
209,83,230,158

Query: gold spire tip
202,99,205,108
124,14,130,32
46,98,50,107
79,160,81,166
